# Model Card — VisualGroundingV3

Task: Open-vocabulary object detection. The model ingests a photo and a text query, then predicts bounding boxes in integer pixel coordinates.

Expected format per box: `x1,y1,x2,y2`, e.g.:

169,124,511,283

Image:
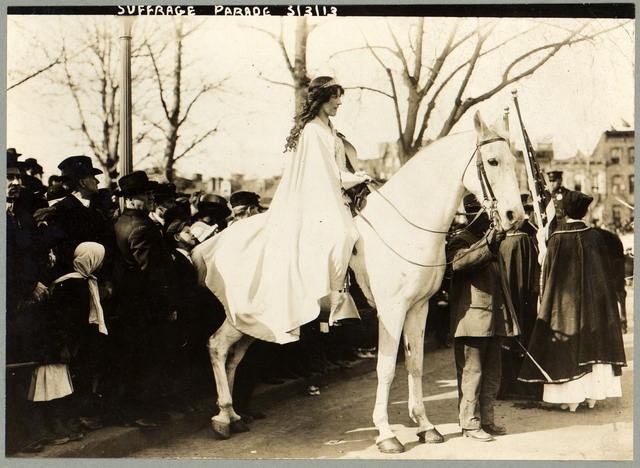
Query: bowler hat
198,193,231,218
561,190,593,220
46,184,69,202
116,171,155,197
152,182,177,203
165,218,189,239
58,156,103,178
23,158,44,175
230,191,262,208
547,170,563,182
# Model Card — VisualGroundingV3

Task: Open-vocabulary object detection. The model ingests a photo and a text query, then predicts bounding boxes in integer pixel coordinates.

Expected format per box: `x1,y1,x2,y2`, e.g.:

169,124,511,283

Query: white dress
543,363,622,405
193,117,361,344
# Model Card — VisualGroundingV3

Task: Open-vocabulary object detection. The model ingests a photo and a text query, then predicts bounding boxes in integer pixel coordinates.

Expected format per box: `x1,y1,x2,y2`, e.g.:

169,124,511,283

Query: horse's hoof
417,427,444,444
230,419,250,433
210,419,231,440
376,437,405,454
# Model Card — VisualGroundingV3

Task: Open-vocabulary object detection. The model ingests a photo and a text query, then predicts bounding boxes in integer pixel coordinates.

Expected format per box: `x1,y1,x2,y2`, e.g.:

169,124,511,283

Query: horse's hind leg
225,334,255,432
403,301,443,444
373,308,406,453
207,319,244,439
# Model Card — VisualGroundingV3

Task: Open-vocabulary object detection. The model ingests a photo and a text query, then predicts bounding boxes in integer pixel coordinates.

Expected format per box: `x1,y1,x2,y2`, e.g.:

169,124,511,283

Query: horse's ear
473,110,489,137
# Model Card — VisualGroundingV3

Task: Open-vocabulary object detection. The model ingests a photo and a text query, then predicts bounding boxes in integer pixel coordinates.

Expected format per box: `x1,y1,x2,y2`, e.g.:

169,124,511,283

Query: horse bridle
356,136,508,267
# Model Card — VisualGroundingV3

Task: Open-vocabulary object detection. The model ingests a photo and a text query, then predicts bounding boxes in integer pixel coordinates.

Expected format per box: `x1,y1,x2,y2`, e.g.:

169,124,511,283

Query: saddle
344,182,372,217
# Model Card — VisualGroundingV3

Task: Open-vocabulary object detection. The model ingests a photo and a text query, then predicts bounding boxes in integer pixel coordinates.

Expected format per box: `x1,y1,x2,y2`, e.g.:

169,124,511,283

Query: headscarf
52,242,108,335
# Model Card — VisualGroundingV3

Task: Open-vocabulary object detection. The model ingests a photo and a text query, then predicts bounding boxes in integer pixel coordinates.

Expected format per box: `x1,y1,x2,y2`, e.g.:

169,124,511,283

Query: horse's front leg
403,300,444,444
373,310,406,453
207,319,244,439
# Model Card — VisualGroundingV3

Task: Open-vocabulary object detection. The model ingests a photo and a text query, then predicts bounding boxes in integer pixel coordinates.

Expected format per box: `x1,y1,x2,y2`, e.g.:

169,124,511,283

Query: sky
6,15,635,184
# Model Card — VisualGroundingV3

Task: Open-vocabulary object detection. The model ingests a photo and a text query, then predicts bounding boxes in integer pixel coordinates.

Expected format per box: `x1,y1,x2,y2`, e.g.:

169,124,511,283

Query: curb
17,336,439,458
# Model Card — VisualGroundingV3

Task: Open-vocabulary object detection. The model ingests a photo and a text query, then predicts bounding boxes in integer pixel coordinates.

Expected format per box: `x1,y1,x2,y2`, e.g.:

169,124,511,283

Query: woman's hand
355,171,373,183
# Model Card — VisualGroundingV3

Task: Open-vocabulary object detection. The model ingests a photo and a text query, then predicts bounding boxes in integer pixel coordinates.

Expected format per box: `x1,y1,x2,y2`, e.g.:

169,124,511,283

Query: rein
356,136,506,268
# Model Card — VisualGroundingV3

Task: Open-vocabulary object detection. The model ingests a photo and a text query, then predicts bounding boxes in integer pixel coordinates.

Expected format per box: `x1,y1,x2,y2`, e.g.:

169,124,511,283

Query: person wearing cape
518,190,626,410
193,76,370,344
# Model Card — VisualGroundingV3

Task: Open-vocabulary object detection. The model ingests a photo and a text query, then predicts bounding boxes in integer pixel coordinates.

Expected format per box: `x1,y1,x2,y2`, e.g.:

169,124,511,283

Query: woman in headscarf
32,242,108,438
194,76,371,344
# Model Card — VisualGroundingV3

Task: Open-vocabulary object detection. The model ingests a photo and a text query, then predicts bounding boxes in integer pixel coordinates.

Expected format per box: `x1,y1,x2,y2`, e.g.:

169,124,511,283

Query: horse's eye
487,158,499,166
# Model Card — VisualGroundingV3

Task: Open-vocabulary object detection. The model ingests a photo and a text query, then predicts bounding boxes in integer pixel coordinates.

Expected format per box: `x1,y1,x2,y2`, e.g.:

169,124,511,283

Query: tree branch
344,85,394,99
174,126,218,161
145,42,171,121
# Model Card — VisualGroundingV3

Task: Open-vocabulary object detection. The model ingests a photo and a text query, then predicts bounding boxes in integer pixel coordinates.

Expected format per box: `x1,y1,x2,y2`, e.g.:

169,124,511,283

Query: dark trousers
454,336,503,430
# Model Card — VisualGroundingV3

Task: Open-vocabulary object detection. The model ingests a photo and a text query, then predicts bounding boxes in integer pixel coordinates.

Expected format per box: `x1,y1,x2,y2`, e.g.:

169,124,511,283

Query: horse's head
462,110,525,231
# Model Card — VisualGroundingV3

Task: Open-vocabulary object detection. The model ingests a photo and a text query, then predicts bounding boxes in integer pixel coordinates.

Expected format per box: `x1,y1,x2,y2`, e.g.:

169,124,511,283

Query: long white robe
193,117,360,343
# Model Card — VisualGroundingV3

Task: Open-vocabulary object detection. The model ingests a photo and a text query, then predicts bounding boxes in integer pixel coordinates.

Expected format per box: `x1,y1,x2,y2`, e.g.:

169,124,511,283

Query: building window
611,175,623,194
629,147,635,164
610,147,621,164
629,174,634,194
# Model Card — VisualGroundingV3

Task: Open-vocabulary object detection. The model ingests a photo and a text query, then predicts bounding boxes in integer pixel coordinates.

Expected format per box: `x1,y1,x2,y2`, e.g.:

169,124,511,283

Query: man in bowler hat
39,156,115,281
113,171,176,427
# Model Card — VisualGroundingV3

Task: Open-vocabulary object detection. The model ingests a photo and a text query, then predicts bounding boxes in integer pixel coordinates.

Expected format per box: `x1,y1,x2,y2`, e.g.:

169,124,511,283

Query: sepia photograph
3,2,635,461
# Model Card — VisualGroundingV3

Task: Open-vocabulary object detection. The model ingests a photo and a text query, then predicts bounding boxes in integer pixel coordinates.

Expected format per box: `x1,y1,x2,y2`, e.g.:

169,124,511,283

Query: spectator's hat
6,148,23,175
547,170,563,181
45,184,69,202
197,193,231,218
23,157,44,175
561,190,593,220
115,170,155,197
230,190,266,213
165,218,189,239
152,182,177,203
58,155,103,179
7,148,22,158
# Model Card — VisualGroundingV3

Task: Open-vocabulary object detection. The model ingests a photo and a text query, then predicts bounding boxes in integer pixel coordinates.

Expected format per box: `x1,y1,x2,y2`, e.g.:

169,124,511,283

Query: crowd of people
5,148,379,454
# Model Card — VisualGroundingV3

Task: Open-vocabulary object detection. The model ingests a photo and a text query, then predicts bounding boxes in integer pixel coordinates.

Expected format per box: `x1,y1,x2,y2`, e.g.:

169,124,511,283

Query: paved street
133,291,634,461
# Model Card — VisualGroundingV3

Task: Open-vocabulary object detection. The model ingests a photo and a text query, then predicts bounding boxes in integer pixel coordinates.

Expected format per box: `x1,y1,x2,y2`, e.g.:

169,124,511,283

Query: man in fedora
113,171,175,427
148,182,177,229
40,156,115,280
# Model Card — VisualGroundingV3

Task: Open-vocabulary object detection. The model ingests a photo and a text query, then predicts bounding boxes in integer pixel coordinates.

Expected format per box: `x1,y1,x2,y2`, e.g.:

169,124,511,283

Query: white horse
194,110,524,453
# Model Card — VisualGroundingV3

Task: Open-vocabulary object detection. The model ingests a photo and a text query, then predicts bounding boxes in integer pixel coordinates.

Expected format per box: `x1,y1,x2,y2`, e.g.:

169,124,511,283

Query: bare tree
338,18,630,163
250,17,315,113
32,18,152,185
143,19,225,182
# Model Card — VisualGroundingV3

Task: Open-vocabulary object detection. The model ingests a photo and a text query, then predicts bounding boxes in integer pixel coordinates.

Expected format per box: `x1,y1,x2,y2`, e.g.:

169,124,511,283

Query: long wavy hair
284,76,344,152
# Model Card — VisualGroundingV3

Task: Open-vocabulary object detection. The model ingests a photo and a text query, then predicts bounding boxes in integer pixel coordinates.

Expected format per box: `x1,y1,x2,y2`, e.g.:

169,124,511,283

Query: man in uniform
447,195,517,442
547,170,569,229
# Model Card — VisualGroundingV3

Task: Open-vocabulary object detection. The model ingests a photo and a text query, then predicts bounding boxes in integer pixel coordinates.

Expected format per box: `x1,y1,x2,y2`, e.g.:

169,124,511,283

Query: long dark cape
518,222,626,383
